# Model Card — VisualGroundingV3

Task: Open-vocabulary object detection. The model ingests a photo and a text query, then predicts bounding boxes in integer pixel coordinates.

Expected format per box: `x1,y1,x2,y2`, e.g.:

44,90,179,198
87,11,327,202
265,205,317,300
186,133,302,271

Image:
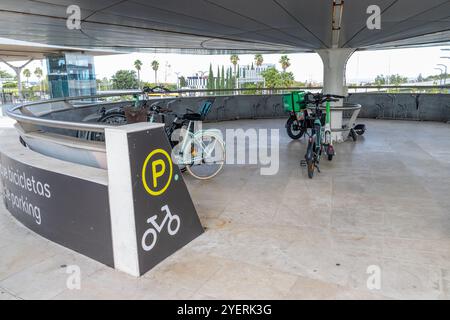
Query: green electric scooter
302,92,345,179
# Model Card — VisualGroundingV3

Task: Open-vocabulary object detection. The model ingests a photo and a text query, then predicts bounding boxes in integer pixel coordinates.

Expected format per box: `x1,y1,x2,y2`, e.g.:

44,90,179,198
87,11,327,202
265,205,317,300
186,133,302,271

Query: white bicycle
173,127,225,180
141,205,181,252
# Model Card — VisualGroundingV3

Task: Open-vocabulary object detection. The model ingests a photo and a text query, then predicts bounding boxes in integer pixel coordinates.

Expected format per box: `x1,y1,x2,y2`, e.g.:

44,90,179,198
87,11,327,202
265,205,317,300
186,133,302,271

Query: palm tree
230,54,239,76
151,60,159,84
34,67,43,95
254,54,264,67
134,59,143,89
23,68,31,86
279,55,291,72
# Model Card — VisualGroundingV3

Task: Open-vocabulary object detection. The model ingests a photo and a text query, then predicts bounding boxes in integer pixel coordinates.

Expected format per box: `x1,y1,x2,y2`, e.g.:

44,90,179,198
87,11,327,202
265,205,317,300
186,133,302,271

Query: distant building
238,63,275,85
46,52,97,98
186,74,208,90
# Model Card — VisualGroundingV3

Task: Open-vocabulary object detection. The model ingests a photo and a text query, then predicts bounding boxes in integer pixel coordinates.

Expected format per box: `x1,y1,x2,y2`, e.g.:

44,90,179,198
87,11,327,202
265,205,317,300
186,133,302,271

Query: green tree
216,66,220,90
221,65,225,90
280,71,295,87
374,74,387,86
34,67,43,93
279,55,291,72
0,69,13,79
261,67,295,88
179,76,187,88
97,77,111,91
134,59,143,89
261,67,281,88
417,73,424,83
207,63,214,91
389,74,408,85
23,68,31,86
241,82,264,95
151,60,159,84
254,54,263,67
2,82,17,88
111,70,138,89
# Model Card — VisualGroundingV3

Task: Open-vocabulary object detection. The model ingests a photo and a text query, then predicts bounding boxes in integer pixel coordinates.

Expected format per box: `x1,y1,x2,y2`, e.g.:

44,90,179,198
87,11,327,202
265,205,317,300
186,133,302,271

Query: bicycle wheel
85,112,127,142
184,132,225,180
306,142,315,179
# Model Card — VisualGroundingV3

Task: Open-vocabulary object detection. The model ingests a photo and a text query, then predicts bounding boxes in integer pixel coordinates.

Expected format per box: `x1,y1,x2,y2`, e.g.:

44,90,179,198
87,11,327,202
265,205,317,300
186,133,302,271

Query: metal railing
6,85,450,134
6,92,140,133
146,85,450,95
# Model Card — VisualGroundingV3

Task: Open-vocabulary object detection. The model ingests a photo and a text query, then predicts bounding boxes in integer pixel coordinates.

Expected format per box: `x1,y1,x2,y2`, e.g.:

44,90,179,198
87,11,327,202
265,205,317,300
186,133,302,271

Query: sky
1,45,449,84
93,45,450,84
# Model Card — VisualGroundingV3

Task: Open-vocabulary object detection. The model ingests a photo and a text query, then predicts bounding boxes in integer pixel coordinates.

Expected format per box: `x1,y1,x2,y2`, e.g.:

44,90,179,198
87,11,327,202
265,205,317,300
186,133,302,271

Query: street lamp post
434,67,444,86
174,72,180,89
437,64,447,85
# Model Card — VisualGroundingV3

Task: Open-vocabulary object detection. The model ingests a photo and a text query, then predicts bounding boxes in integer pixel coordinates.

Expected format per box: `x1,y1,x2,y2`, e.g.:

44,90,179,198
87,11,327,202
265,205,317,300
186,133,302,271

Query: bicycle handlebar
323,93,346,99
143,85,172,94
149,105,173,113
305,92,346,105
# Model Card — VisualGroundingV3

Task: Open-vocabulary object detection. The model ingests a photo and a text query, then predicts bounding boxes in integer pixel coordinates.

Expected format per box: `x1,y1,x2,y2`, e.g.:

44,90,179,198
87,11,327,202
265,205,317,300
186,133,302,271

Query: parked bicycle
80,86,225,180
152,100,225,180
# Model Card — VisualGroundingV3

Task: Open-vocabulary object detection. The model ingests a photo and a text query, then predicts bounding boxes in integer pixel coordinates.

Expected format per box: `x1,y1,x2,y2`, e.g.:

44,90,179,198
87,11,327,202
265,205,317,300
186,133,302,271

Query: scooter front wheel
305,141,315,179
307,160,315,179
349,129,358,141
286,117,304,140
327,145,335,161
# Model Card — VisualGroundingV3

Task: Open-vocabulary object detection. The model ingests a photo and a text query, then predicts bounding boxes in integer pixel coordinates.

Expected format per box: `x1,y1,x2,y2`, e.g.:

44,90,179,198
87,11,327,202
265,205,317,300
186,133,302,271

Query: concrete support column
316,48,354,142
0,58,34,101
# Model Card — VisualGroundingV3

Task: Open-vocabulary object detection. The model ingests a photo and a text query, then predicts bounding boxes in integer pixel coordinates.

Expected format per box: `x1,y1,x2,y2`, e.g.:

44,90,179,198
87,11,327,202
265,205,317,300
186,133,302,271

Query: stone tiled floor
1,119,450,299
0,116,14,128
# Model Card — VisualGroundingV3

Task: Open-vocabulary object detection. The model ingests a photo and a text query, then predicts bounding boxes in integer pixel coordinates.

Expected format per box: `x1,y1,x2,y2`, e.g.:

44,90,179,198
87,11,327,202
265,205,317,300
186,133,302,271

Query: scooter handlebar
324,94,346,99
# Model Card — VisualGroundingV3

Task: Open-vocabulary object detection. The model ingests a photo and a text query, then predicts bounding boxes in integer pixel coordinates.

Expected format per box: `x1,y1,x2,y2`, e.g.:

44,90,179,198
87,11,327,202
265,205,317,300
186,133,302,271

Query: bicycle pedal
300,160,307,167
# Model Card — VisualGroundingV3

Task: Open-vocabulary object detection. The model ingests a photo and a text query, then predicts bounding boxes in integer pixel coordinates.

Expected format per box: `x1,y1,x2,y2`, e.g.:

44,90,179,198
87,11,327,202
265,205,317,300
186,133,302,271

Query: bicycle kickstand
315,163,321,173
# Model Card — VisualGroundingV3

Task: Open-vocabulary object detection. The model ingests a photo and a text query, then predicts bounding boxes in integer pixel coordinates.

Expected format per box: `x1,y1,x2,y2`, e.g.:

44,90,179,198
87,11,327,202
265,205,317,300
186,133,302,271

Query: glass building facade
46,53,96,98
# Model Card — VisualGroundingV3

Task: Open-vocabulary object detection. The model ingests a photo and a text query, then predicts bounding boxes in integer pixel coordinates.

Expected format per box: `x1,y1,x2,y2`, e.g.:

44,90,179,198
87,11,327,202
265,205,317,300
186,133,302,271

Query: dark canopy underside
0,0,449,53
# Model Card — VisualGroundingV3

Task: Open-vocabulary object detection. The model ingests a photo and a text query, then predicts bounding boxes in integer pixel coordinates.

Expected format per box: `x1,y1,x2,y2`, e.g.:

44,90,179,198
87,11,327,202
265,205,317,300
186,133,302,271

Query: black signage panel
128,127,204,275
0,152,114,267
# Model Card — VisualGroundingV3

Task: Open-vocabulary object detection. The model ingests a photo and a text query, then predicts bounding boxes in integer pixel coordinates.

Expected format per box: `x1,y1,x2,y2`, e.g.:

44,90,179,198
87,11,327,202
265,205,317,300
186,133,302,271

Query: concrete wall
142,93,450,123
347,93,450,122
41,93,450,135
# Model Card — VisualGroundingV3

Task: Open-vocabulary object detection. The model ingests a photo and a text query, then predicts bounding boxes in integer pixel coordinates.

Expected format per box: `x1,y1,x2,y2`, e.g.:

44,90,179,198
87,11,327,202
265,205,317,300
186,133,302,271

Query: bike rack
4,98,205,277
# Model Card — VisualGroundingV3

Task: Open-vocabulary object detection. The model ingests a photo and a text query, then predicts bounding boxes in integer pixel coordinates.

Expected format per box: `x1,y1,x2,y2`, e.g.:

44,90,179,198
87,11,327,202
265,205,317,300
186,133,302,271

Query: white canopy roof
0,0,448,53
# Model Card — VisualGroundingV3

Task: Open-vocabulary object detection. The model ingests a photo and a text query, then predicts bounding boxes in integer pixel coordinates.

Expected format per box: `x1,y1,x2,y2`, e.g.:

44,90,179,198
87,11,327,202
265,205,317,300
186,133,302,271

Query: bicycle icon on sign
141,205,181,252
